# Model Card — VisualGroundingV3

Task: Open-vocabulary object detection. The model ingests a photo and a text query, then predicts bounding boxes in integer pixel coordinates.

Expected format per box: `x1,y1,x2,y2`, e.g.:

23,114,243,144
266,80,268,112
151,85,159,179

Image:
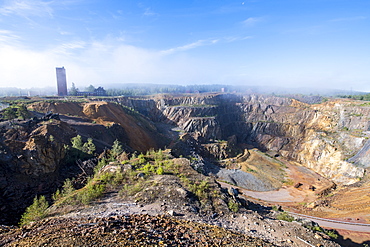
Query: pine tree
19,195,49,226
71,135,83,150
82,138,96,154
111,139,123,158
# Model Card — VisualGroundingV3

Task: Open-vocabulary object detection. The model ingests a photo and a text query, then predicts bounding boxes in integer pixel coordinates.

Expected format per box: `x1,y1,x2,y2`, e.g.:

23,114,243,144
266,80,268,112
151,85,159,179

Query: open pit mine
1,93,370,246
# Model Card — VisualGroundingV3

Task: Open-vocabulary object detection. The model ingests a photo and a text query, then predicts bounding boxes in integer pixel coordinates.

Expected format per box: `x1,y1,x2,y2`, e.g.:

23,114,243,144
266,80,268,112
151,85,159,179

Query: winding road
218,181,370,233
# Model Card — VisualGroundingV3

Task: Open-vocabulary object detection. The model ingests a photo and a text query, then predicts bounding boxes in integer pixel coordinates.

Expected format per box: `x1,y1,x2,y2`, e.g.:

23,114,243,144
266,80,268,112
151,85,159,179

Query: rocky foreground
0,214,274,247
0,190,341,247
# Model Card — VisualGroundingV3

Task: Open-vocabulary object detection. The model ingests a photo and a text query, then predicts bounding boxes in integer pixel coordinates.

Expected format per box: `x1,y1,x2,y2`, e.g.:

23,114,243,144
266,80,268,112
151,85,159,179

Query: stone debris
0,214,275,247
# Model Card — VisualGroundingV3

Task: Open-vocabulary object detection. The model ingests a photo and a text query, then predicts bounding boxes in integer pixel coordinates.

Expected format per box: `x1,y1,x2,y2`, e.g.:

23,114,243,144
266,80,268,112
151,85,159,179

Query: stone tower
56,67,67,96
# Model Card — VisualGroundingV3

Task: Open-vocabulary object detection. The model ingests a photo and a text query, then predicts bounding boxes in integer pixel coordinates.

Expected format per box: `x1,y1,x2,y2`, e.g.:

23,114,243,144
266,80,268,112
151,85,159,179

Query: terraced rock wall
123,94,369,185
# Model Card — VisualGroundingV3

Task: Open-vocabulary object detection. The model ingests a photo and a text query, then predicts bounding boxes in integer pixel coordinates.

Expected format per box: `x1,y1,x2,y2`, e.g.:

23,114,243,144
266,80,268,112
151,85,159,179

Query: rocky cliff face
0,119,76,225
29,101,165,152
120,94,369,185
238,96,366,185
0,100,168,225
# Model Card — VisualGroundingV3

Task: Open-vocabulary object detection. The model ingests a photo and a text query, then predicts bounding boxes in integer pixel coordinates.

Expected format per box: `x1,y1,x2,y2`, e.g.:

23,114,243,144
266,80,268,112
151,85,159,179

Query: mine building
76,87,107,96
56,67,68,96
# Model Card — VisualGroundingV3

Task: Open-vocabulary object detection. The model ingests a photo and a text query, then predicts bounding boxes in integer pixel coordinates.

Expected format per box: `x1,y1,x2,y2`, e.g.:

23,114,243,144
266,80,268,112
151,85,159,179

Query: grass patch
276,211,294,222
282,179,294,186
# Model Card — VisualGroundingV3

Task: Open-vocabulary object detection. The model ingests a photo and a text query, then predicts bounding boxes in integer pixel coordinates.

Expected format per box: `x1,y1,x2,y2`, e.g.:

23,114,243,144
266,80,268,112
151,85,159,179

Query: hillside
0,151,340,246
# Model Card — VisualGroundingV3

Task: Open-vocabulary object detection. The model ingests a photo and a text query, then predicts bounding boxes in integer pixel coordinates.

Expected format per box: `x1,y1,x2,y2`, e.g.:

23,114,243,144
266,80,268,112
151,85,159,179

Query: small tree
53,178,75,201
49,135,54,142
110,139,123,159
19,195,49,226
71,135,83,150
82,138,96,155
69,82,79,96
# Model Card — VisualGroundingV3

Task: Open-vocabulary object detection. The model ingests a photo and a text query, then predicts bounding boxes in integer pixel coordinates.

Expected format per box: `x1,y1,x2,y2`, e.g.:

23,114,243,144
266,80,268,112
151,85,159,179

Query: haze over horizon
0,0,369,92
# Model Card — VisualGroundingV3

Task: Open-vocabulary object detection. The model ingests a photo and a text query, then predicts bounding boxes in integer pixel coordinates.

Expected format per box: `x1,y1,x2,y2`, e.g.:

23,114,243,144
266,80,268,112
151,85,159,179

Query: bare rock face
2,120,76,175
21,122,74,175
29,101,165,152
126,94,368,185
0,119,77,225
203,135,239,160
235,96,367,184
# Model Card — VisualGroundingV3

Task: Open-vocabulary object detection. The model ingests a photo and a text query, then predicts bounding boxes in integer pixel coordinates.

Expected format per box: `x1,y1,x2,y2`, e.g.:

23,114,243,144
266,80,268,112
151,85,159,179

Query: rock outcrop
0,119,76,225
29,101,166,152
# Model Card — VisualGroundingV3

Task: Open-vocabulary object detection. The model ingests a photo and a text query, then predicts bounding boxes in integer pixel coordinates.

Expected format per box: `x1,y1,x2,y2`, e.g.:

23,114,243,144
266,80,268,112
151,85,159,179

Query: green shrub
141,163,154,174
138,153,146,164
156,166,164,175
228,200,239,213
110,139,123,160
305,225,338,239
52,189,61,202
52,178,75,202
276,211,294,222
19,195,49,226
71,135,83,150
82,138,96,155
77,182,105,205
94,158,108,174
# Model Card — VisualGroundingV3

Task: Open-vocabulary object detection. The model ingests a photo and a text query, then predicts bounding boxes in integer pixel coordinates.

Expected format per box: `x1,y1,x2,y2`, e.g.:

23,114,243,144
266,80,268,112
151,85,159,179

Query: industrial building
56,67,67,96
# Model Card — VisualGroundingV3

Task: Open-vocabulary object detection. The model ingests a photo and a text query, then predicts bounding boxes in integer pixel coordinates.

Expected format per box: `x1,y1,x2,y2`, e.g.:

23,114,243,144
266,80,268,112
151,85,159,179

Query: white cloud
242,17,263,26
224,36,252,42
0,45,58,88
329,16,367,22
161,35,252,55
58,30,73,36
143,7,158,17
0,0,54,18
0,32,259,88
0,30,21,44
0,35,368,91
53,41,87,55
161,39,219,55
0,38,226,88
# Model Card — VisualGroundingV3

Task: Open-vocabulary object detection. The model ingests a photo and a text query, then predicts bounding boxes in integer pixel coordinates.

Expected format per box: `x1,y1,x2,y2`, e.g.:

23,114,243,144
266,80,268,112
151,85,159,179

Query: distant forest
338,94,370,101
0,83,363,98
104,84,231,96
1,84,233,97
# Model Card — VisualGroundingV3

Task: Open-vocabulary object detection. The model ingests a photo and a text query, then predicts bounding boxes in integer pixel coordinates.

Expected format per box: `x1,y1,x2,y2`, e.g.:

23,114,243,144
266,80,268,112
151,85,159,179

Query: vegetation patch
276,211,294,222
0,104,30,121
20,143,233,226
19,196,49,227
305,225,339,239
227,200,239,213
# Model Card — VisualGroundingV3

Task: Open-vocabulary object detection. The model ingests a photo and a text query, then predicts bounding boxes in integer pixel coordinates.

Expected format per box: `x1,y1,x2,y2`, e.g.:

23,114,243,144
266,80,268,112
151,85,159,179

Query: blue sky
0,0,370,91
